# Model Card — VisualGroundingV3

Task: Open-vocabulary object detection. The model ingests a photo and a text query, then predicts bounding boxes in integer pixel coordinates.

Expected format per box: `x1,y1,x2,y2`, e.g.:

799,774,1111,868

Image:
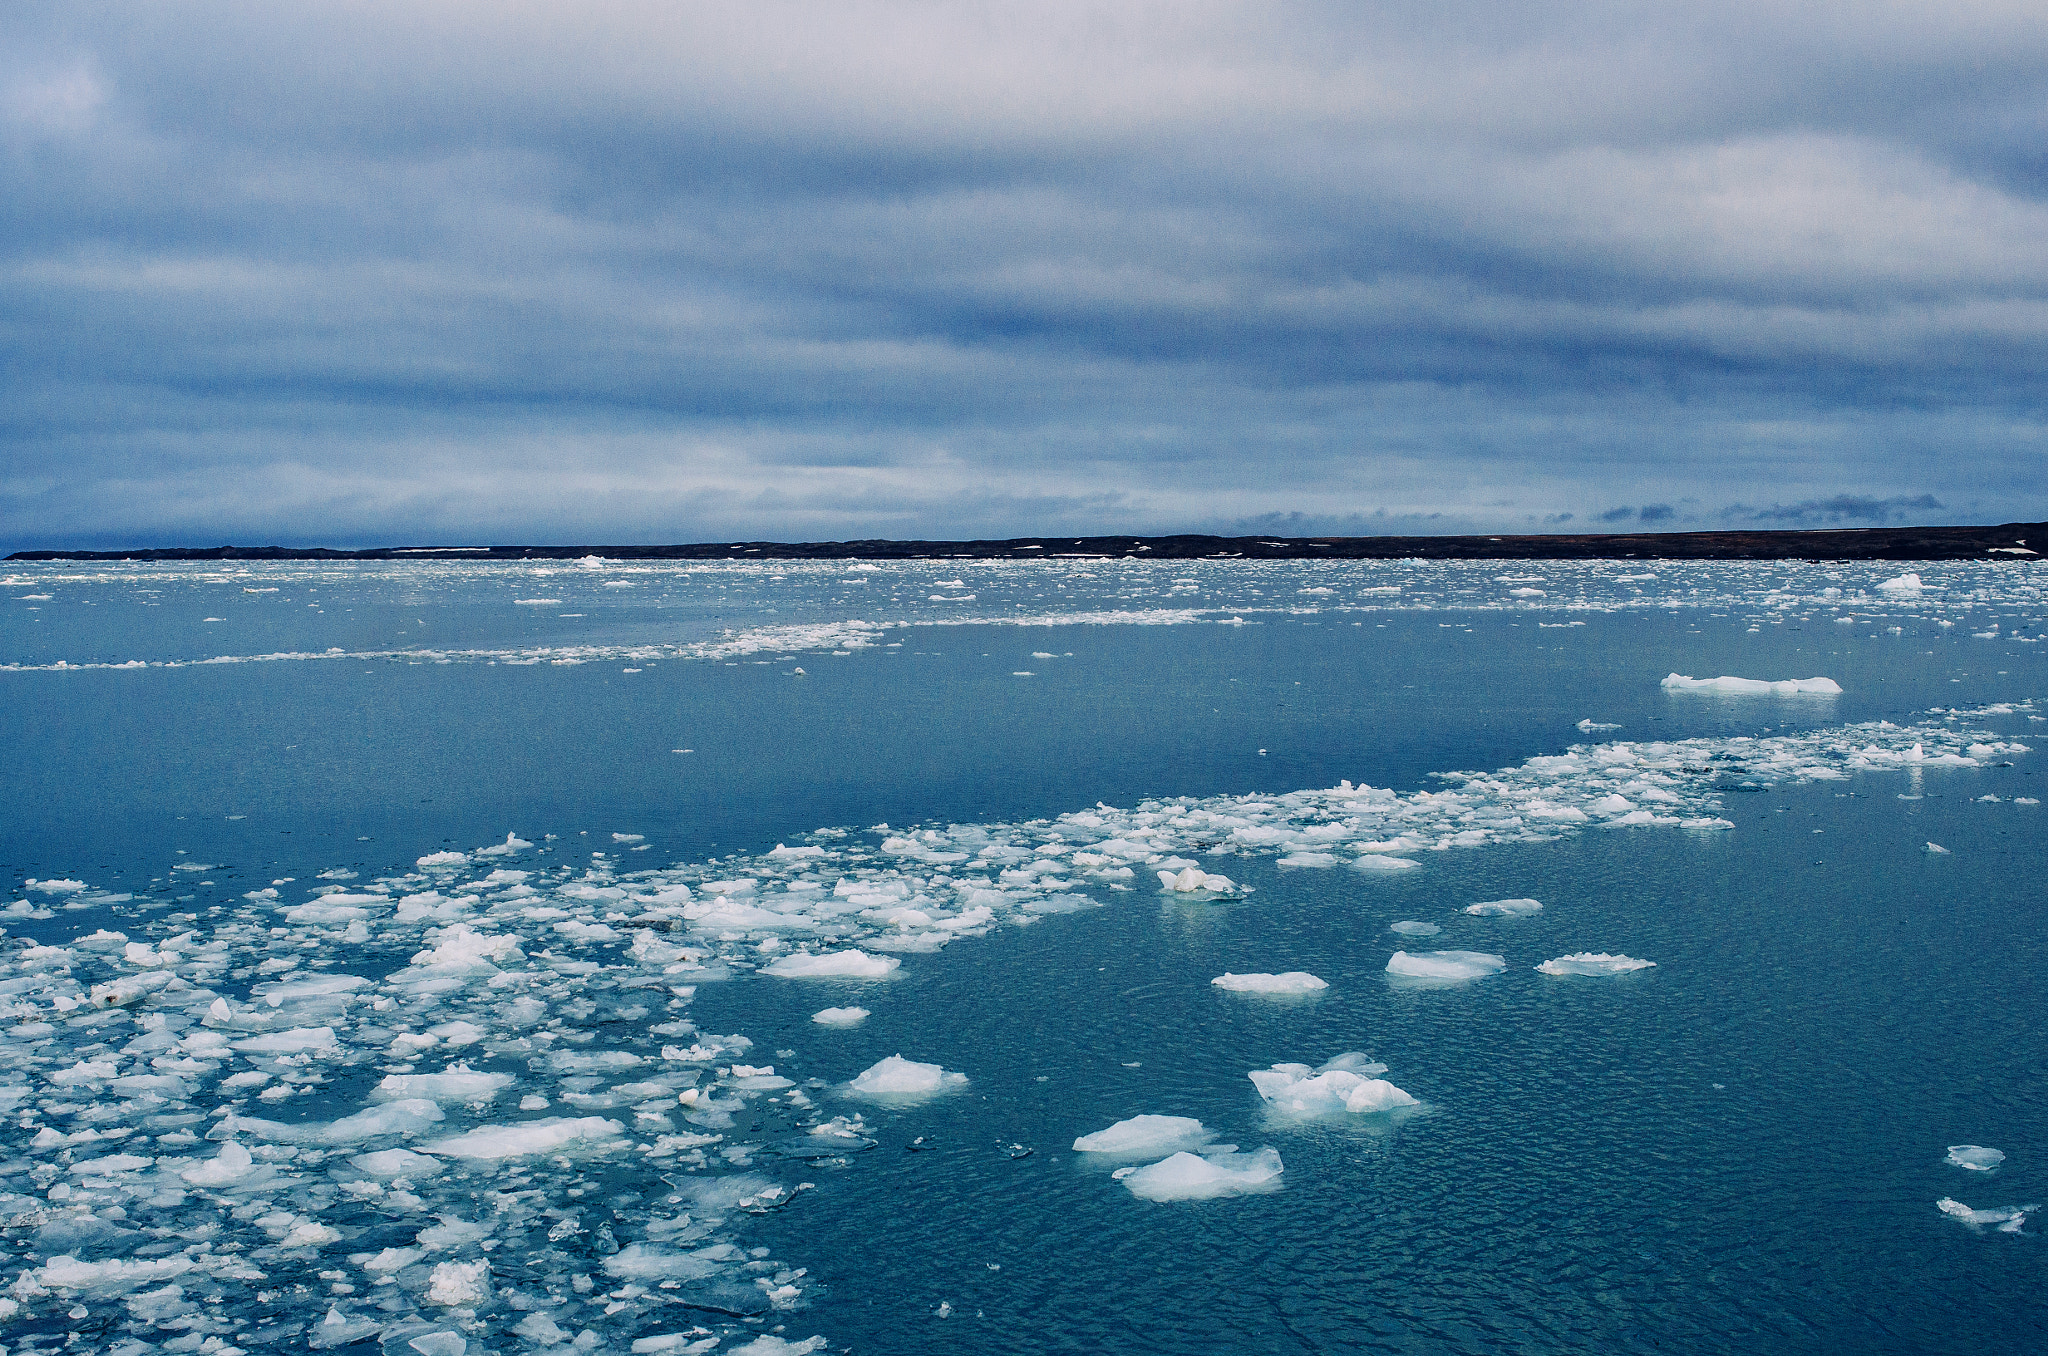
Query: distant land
8,521,2042,563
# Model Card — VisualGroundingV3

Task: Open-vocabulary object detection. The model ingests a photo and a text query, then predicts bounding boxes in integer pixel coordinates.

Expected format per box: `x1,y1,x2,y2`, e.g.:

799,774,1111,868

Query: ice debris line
0,705,2030,1346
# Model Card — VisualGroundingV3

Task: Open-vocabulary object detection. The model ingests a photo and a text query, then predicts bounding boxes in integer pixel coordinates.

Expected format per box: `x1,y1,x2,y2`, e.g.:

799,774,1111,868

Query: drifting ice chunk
1386,950,1506,980
426,1259,491,1307
811,1006,870,1027
233,1026,341,1054
1925,842,1951,854
1936,1198,2035,1231
1277,852,1338,868
1389,920,1440,936
350,1148,446,1178
1351,855,1419,871
1463,898,1543,917
1158,867,1236,893
846,1055,967,1102
763,949,900,979
372,1067,514,1103
1122,1147,1284,1201
1536,953,1656,976
1661,673,1843,696
420,1116,625,1160
1073,1115,1213,1158
1877,573,1925,594
1211,972,1327,995
1248,1063,1418,1116
181,1140,257,1187
228,1098,445,1145
416,851,468,868
1947,1146,2006,1171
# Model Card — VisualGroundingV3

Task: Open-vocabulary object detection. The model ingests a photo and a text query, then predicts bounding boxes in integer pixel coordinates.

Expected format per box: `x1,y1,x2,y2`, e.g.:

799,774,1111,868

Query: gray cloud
4,3,2046,546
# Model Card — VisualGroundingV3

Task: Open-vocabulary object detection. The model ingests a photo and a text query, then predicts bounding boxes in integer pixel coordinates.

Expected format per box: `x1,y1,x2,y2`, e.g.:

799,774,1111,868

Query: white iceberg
1121,1147,1284,1201
1877,573,1925,593
1073,1114,1214,1158
1661,673,1842,696
1249,1060,1415,1117
1211,972,1327,995
1535,953,1656,976
811,1006,870,1027
763,949,900,980
1463,898,1543,917
1386,950,1506,980
1946,1146,2006,1172
846,1055,967,1103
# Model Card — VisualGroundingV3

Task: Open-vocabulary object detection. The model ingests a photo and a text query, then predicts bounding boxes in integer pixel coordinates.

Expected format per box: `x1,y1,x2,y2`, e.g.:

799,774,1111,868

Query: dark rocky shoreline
8,521,2041,563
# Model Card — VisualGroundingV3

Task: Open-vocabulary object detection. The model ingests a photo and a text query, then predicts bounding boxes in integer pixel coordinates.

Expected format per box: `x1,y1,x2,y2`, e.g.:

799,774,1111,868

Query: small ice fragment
1122,1147,1284,1201
1157,867,1236,893
1210,972,1327,995
419,1116,625,1160
349,1148,446,1179
1249,1063,1417,1116
1386,950,1507,980
1925,842,1951,854
1351,854,1419,871
416,851,468,868
425,1260,491,1307
1389,920,1440,936
763,949,901,979
846,1055,967,1103
1072,1115,1213,1158
409,1334,466,1356
1660,673,1842,695
1536,953,1656,976
1947,1146,2006,1171
1936,1198,2036,1231
811,1006,870,1027
181,1140,256,1187
1576,719,1621,732
1463,898,1543,917
372,1067,514,1104
1877,573,1924,594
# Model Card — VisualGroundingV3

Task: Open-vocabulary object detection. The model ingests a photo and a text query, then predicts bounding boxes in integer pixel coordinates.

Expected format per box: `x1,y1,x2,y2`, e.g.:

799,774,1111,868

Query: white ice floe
349,1148,447,1178
1389,920,1440,936
1211,971,1328,995
1661,673,1843,696
419,1116,625,1160
810,1006,870,1027
1157,867,1238,893
1464,898,1543,917
372,1066,515,1103
1535,953,1656,976
845,1055,968,1103
1386,950,1507,980
1351,855,1420,871
1877,573,1925,593
1936,1198,2035,1231
1946,1146,2007,1171
1072,1115,1214,1158
763,949,901,979
1249,1058,1414,1117
1926,842,1951,854
1121,1147,1285,1201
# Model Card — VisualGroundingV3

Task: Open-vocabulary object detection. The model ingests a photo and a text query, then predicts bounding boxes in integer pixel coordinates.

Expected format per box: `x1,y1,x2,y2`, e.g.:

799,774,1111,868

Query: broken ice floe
1936,1198,2036,1232
1389,920,1440,936
1157,867,1239,894
1463,898,1543,917
1119,1147,1285,1201
810,1006,870,1027
1073,1115,1215,1159
1249,1056,1413,1119
844,1055,967,1104
1946,1146,2006,1171
1661,673,1843,696
1535,953,1656,977
1210,972,1327,995
1386,951,1507,981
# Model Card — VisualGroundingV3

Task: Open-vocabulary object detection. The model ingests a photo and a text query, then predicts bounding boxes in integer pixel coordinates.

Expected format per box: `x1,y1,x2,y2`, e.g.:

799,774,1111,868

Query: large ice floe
1946,1146,2006,1171
0,700,2031,1349
1661,673,1843,696
1386,951,1508,981
1248,1055,1416,1119
1535,953,1657,977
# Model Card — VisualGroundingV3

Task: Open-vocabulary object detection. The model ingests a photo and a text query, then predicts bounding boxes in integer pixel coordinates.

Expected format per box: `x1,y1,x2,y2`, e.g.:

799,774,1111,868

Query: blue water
0,558,2043,1355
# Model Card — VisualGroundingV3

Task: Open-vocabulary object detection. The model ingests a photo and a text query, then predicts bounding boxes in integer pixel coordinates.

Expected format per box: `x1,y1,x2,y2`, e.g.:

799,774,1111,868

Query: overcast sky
4,2,2045,547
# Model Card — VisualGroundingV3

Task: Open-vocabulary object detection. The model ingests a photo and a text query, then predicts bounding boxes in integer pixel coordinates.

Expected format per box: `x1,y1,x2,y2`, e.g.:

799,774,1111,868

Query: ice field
1,556,2045,1353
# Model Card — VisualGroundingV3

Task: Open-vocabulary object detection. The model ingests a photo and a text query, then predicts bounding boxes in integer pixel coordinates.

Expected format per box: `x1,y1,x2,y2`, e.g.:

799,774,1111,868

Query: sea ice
811,1006,870,1027
349,1148,447,1178
1947,1145,2006,1171
1351,854,1419,871
1249,1062,1417,1116
419,1116,625,1160
1386,950,1507,980
1072,1115,1214,1158
1211,971,1328,994
1463,898,1543,917
1536,953,1656,976
226,1099,446,1145
1877,573,1925,593
1661,673,1843,696
372,1067,515,1103
845,1055,967,1102
1157,867,1237,893
1936,1198,2035,1231
1121,1147,1284,1201
762,949,901,979
1389,920,1440,936
426,1259,492,1307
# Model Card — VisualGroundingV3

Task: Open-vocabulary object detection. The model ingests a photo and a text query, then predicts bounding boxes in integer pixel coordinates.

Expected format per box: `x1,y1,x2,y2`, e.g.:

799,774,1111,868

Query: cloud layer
5,2,2046,545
